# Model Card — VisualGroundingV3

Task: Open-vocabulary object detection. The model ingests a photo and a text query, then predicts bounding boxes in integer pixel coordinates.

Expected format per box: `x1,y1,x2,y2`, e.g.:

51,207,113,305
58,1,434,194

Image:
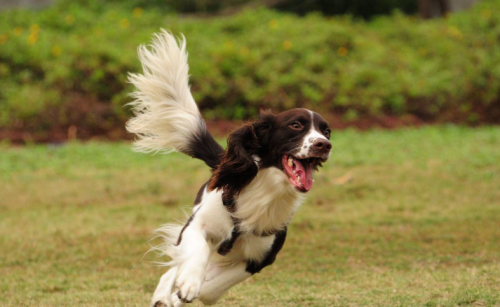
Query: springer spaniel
126,31,332,307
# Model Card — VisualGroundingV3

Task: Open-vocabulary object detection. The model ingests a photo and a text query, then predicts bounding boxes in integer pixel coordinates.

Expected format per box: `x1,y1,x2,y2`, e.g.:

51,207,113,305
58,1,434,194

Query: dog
126,31,332,307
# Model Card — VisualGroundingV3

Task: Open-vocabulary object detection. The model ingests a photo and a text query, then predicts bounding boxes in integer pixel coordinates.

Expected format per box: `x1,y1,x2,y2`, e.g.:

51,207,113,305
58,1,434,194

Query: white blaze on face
294,110,329,159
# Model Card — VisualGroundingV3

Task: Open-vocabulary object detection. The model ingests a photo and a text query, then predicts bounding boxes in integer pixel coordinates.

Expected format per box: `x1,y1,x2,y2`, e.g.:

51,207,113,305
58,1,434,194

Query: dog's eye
289,122,302,130
324,129,331,138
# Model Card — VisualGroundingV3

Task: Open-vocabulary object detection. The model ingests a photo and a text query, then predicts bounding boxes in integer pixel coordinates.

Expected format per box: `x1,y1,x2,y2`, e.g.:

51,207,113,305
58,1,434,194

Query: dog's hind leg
198,262,251,305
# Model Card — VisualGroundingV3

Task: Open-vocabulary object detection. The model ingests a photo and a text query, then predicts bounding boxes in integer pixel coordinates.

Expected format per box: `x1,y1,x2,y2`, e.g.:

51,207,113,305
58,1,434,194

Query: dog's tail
126,30,224,170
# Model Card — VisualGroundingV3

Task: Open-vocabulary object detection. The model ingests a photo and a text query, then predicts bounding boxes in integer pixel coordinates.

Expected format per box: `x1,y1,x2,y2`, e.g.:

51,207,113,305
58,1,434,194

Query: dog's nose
313,139,332,152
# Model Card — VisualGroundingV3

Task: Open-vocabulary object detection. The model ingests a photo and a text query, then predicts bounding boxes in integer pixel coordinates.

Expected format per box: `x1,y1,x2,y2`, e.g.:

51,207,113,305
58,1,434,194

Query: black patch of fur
245,227,287,274
217,227,241,256
178,180,208,245
184,122,224,171
175,209,198,246
218,193,241,255
193,181,208,206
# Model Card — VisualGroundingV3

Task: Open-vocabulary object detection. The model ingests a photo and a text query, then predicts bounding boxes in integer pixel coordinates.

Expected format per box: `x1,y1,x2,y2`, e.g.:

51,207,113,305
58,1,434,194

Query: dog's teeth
288,157,293,167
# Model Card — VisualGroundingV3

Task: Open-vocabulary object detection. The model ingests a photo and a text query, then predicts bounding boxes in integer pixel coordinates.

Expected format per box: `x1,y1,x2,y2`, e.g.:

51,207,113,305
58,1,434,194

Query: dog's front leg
151,266,178,306
174,221,214,303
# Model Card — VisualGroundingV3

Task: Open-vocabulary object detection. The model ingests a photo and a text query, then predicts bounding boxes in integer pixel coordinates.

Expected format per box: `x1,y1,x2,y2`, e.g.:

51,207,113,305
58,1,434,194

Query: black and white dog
126,31,332,307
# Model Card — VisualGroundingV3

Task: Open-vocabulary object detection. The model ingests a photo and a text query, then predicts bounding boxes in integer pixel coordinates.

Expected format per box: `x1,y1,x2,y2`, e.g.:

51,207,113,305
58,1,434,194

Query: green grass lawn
1,126,500,306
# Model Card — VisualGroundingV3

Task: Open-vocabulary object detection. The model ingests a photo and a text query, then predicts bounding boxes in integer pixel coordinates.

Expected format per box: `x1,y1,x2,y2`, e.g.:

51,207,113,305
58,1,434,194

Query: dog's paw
152,293,185,307
152,300,168,307
152,297,185,307
172,293,186,307
175,267,204,303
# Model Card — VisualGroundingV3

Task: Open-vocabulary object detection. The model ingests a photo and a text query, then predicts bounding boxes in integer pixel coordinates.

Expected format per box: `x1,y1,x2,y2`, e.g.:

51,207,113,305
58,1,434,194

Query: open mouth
282,154,323,193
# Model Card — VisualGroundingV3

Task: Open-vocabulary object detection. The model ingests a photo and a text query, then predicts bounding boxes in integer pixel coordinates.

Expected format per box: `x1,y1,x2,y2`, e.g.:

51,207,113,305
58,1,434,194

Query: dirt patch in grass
1,111,431,145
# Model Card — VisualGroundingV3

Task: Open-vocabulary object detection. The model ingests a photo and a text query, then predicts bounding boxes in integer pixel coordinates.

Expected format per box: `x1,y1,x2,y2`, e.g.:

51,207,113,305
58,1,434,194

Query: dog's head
211,108,331,196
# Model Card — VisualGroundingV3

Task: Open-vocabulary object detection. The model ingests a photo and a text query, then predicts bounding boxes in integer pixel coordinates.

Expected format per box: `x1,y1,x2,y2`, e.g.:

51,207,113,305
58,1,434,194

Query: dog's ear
256,109,274,147
210,114,274,197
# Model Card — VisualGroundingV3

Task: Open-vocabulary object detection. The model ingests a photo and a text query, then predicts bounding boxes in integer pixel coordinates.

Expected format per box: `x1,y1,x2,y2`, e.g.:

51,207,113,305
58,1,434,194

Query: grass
1,125,500,306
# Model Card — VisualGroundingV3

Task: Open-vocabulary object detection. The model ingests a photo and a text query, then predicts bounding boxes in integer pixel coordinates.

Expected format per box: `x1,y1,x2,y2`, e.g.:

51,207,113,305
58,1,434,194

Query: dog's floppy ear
210,113,274,197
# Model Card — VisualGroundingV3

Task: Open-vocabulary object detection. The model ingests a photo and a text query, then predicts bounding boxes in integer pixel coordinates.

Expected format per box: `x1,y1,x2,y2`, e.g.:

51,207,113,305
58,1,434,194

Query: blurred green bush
272,0,418,18
0,0,499,138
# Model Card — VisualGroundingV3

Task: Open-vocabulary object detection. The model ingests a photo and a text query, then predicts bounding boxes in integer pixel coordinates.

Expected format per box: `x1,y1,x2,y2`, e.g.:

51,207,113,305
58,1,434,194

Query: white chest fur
234,167,304,235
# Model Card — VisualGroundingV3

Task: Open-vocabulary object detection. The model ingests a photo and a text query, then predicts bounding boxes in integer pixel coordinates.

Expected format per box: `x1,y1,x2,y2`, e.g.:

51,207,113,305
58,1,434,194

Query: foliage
273,0,418,18
0,0,499,135
52,0,419,16
1,126,500,305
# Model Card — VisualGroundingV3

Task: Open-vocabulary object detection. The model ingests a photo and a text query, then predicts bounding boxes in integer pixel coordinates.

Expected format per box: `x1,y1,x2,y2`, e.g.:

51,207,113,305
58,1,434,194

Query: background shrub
0,0,499,140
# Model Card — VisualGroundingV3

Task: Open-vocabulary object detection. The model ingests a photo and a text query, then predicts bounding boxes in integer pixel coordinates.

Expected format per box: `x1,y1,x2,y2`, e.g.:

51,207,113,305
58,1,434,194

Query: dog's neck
233,167,304,236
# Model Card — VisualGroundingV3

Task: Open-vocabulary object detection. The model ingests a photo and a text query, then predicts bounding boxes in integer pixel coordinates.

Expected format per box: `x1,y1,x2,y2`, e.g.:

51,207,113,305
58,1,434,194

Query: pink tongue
294,159,314,191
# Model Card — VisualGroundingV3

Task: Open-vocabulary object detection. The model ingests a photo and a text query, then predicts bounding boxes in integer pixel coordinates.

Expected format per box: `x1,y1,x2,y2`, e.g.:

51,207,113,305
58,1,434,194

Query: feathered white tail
127,30,203,154
127,30,224,169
